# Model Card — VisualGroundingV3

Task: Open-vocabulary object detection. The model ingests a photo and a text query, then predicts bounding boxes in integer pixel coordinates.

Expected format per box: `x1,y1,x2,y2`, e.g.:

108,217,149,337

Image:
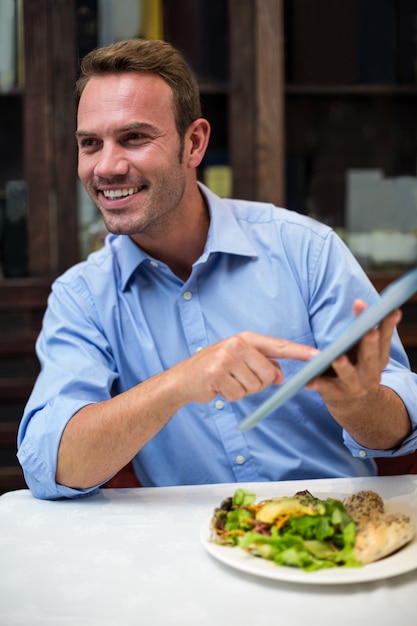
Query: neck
131,186,210,281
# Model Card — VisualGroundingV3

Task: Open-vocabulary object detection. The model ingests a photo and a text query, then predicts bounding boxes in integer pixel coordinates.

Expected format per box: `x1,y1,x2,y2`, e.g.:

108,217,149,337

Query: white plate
201,497,417,585
238,267,417,431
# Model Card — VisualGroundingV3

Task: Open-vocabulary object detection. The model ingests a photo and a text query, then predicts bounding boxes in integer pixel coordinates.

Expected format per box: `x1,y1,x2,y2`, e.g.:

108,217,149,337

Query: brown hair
76,38,202,139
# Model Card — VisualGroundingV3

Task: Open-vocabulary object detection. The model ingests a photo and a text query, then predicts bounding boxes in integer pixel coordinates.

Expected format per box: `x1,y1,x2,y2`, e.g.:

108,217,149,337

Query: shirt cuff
17,396,102,500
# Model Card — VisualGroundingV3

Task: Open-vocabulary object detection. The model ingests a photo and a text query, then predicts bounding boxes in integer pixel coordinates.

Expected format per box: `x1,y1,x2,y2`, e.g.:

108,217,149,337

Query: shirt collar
198,183,257,260
117,182,257,290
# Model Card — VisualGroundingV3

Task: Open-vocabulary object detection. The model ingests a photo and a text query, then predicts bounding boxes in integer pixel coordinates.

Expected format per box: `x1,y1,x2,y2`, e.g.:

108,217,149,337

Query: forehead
77,72,175,131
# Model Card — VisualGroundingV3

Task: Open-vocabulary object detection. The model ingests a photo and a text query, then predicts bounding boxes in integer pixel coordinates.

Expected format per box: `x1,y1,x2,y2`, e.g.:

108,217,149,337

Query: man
17,39,417,499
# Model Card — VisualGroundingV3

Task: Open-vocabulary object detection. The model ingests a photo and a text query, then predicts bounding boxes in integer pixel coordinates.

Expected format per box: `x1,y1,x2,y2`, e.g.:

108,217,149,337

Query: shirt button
195,346,204,353
235,455,245,465
358,450,367,458
183,291,192,300
150,260,159,267
215,399,224,410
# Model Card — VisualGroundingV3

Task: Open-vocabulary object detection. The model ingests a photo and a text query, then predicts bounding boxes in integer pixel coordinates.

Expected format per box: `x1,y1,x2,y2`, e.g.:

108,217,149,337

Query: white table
1,475,417,626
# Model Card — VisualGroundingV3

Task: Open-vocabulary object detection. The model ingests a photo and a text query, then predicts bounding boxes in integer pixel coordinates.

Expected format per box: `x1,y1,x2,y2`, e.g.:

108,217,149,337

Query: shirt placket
178,278,262,482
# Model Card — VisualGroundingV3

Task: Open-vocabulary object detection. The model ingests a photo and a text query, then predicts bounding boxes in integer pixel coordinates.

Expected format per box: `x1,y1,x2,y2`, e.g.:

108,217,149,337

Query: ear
184,118,211,168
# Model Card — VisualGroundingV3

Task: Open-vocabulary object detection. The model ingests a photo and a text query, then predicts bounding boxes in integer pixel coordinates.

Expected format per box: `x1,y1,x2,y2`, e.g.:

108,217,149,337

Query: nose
94,142,129,179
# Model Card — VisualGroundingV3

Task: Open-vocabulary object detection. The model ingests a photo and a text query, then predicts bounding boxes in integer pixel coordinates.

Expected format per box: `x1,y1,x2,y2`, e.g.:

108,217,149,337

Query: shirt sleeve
17,398,100,500
17,276,118,499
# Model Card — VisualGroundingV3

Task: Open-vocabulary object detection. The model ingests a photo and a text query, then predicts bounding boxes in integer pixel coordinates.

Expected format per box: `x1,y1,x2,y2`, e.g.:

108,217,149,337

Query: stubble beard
94,163,187,239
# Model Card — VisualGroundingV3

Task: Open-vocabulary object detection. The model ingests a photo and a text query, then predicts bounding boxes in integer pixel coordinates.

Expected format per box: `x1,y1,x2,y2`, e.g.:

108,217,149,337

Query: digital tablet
237,267,417,432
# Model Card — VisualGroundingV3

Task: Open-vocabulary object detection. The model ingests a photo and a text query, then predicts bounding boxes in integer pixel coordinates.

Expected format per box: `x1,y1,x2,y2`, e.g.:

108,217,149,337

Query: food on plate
209,488,415,572
344,490,415,564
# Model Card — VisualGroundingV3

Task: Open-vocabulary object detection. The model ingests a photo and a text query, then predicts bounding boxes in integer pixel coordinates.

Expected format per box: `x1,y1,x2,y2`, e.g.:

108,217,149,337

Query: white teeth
103,188,138,199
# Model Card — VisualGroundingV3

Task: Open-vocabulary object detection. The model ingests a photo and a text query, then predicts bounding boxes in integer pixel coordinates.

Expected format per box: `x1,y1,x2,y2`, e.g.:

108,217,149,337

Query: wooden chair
0,278,51,494
103,461,142,488
376,453,417,476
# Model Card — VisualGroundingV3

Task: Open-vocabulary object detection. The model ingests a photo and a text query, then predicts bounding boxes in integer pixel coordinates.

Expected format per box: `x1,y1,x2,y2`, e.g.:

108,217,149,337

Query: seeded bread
344,490,415,564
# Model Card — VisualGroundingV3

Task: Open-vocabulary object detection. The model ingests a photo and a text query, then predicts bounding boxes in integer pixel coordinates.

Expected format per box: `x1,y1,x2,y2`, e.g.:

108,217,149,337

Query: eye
123,131,151,144
126,132,142,140
78,137,99,150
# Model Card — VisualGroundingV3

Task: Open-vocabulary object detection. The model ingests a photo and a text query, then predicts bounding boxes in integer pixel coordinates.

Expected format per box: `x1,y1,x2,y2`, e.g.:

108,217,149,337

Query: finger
215,371,259,401
353,298,401,336
217,363,281,401
376,308,402,368
200,337,284,402
309,302,402,401
352,298,367,316
222,336,285,391
355,327,381,385
317,353,359,389
353,299,401,370
315,309,400,393
239,330,318,362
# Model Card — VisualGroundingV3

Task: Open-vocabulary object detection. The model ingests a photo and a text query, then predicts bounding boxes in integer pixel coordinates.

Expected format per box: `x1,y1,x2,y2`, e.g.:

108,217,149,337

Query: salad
210,488,362,572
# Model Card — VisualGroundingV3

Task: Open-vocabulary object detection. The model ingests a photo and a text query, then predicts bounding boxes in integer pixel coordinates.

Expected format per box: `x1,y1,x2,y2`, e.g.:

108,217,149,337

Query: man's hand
308,300,402,404
307,301,410,450
172,331,318,405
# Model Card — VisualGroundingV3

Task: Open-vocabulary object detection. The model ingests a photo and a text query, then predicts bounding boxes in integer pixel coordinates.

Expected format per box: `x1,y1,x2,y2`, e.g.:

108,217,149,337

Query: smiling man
76,70,210,279
17,39,417,499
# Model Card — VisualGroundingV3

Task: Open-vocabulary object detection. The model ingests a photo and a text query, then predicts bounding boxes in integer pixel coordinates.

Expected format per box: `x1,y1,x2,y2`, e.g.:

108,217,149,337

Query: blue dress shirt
17,184,417,499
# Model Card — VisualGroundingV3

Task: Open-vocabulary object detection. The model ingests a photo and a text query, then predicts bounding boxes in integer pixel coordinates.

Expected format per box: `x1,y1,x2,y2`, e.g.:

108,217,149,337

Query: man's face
76,72,188,240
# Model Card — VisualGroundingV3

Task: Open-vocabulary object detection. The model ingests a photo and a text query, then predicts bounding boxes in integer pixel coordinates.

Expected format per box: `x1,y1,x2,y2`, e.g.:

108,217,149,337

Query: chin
104,219,142,236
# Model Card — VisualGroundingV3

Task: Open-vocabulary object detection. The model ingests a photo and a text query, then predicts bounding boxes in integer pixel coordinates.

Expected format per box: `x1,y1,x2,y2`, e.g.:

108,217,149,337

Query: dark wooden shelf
286,84,417,96
0,87,24,97
0,423,20,448
198,80,229,95
0,275,52,290
367,271,417,299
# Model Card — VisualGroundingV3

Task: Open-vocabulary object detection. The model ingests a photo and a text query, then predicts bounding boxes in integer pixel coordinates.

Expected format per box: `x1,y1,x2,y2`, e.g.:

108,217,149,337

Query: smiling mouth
102,187,140,199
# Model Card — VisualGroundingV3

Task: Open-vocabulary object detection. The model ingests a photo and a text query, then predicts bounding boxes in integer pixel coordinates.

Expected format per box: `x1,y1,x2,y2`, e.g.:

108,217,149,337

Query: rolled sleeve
17,396,100,499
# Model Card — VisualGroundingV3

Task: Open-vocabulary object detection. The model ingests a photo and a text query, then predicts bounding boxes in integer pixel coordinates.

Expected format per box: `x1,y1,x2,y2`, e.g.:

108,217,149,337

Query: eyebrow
75,122,159,139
